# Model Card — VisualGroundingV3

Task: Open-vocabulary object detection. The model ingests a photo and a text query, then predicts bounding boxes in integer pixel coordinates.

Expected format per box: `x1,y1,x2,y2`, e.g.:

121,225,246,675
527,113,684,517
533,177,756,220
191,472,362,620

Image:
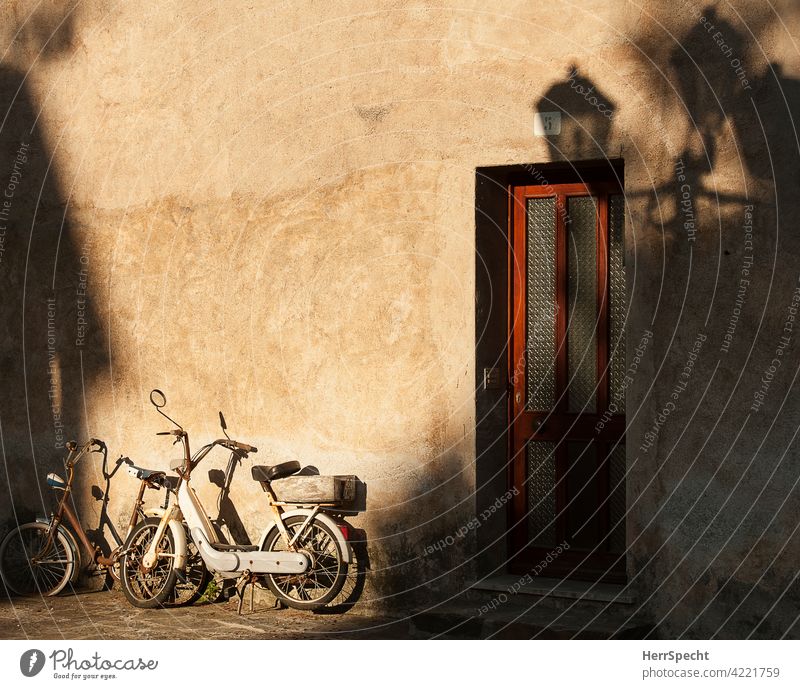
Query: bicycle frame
38,441,99,565
39,440,177,576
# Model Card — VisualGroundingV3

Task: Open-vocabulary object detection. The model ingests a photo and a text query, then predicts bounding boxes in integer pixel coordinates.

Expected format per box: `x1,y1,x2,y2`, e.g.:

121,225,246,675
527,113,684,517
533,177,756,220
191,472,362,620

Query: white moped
120,390,352,611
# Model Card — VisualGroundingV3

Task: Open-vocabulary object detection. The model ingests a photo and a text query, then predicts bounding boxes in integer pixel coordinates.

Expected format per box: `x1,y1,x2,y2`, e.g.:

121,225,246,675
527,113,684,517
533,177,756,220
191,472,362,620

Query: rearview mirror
150,389,166,408
219,411,227,431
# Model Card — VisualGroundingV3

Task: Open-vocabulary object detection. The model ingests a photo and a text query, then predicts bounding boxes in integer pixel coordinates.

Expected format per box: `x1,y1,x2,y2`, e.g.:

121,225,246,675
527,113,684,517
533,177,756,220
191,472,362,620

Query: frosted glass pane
609,195,626,413
526,197,557,411
567,196,597,413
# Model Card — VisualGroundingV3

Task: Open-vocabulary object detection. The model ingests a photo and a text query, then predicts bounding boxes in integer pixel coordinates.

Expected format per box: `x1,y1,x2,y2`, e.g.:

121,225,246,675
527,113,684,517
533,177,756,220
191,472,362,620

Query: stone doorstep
407,610,653,640
245,574,635,606
407,593,651,639
216,576,652,639
241,590,650,639
402,576,651,639
471,574,636,604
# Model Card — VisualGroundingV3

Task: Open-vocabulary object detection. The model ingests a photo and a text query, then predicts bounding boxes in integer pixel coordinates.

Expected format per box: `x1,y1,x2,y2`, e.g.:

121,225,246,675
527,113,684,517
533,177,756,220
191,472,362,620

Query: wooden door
509,180,627,582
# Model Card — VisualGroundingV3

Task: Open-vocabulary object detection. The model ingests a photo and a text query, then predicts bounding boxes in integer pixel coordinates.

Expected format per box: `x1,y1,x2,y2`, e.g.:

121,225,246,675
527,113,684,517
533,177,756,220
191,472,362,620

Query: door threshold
471,575,634,604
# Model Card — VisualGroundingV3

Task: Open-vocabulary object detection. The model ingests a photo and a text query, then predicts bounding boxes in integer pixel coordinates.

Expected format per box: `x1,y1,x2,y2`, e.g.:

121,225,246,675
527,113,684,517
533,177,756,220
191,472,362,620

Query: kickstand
235,571,257,615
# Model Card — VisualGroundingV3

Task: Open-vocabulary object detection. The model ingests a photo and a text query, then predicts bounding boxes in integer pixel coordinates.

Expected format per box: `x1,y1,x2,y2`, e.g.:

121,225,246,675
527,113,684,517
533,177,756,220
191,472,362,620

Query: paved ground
0,589,421,640
0,588,653,639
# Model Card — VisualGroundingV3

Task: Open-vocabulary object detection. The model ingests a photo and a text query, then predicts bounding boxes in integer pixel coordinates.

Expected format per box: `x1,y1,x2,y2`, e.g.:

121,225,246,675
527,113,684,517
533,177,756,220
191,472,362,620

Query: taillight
337,524,350,540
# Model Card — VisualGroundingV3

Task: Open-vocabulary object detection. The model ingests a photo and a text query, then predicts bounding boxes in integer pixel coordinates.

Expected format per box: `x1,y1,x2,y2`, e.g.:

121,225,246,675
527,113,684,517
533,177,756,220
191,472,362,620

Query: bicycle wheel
170,537,209,606
262,515,347,610
119,517,177,608
0,522,76,596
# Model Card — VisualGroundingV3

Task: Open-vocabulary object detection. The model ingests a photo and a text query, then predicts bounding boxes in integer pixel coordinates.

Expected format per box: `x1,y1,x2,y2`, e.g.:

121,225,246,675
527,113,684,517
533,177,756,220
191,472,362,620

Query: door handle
515,391,522,405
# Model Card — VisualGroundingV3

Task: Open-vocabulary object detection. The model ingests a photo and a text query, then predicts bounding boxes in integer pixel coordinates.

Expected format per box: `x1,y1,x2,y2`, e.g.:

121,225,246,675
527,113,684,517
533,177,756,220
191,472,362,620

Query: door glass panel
566,440,599,549
608,195,626,412
527,441,556,547
608,443,626,553
567,196,597,413
526,197,557,411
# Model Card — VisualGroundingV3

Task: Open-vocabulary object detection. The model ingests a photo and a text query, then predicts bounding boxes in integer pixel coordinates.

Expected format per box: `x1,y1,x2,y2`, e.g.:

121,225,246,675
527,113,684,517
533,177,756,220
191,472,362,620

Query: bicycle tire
0,522,76,596
261,515,347,610
119,517,177,608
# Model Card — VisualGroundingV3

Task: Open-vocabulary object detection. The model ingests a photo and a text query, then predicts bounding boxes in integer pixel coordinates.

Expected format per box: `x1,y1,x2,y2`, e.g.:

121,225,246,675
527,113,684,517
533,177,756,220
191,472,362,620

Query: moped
120,390,352,611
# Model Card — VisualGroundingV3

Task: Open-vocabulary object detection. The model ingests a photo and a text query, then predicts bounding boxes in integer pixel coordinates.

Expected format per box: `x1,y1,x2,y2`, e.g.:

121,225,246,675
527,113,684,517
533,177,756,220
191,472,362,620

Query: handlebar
64,438,106,468
184,438,258,473
209,439,257,455
229,440,257,454
155,424,258,479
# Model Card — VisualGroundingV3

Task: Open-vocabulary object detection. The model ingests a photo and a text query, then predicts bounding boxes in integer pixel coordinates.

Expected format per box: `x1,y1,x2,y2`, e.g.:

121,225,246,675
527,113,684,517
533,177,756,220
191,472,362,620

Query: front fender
257,509,352,563
35,517,81,583
144,508,187,570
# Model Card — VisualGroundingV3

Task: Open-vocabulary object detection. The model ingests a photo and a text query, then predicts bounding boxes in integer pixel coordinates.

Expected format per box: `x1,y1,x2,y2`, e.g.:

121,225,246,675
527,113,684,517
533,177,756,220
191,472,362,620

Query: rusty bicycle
0,438,184,597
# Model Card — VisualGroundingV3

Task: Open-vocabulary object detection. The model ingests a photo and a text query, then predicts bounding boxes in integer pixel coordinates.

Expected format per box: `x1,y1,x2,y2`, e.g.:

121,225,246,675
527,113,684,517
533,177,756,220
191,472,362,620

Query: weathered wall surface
1,0,799,635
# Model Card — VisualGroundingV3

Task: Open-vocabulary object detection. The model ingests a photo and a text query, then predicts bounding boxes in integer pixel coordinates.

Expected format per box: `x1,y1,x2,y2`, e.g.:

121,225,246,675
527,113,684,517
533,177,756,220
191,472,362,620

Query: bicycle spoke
266,519,344,605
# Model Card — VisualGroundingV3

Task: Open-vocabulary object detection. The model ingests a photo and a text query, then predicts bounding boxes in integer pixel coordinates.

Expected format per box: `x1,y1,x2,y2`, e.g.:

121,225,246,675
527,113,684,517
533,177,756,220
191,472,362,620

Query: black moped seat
251,461,301,482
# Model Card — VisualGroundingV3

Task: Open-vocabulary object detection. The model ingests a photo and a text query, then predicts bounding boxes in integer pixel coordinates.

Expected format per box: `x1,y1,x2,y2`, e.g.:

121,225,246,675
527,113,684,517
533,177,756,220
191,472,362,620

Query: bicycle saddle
251,461,301,482
126,464,165,481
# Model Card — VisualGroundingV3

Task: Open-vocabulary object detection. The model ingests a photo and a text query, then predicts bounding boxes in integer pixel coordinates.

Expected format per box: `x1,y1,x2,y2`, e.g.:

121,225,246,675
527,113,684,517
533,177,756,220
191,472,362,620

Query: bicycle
0,438,184,597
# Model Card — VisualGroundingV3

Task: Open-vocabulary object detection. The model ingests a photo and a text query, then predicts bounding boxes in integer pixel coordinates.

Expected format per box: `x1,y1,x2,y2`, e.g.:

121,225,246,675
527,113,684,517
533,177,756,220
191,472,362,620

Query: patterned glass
567,196,598,413
526,197,557,410
609,195,626,413
527,441,556,547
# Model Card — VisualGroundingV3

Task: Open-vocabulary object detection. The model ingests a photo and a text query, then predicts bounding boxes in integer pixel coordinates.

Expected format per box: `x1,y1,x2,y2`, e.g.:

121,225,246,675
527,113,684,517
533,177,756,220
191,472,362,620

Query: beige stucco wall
2,0,800,634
